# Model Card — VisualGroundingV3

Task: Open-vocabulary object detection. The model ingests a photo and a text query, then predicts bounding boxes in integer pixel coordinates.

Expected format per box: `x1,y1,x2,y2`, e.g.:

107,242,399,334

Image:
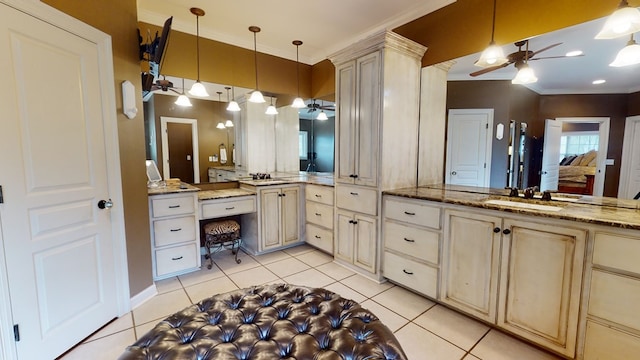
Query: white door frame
160,117,200,183
619,115,640,199
0,1,129,359
445,109,493,187
557,117,610,197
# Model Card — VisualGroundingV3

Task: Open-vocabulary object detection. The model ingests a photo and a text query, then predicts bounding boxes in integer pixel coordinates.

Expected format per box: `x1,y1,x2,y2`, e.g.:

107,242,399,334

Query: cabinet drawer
593,231,640,275
201,196,256,218
305,223,333,254
383,251,438,298
306,202,334,229
153,216,196,247
384,221,439,265
384,196,440,229
155,243,198,277
151,195,195,218
588,269,640,332
336,185,377,215
305,184,334,206
584,320,640,360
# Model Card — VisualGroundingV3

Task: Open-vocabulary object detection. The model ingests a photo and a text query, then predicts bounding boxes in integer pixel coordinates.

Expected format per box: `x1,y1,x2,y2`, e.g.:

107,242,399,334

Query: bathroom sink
484,199,563,212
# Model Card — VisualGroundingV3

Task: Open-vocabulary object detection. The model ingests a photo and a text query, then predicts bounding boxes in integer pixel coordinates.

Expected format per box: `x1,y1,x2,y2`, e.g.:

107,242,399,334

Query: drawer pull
168,205,181,209
350,192,359,196
225,207,235,210
403,269,414,275
170,228,182,232
404,211,415,216
403,237,415,243
315,235,321,239
171,256,183,261
315,194,322,198
315,213,322,216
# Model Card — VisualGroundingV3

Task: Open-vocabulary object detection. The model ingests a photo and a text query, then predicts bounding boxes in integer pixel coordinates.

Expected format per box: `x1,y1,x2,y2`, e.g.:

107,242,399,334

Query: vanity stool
202,219,241,268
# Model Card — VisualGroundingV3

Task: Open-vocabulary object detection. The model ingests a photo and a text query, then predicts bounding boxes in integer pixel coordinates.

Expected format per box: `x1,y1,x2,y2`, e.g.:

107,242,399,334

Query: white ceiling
448,16,640,95
137,0,455,65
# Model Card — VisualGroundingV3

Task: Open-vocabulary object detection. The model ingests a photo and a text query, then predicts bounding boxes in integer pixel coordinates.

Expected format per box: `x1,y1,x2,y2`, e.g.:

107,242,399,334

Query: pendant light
225,86,241,112
512,41,537,85
266,97,278,115
596,0,640,39
610,34,640,66
291,40,306,108
188,7,209,97
224,120,234,127
475,0,508,67
248,26,265,103
316,100,328,120
174,78,192,107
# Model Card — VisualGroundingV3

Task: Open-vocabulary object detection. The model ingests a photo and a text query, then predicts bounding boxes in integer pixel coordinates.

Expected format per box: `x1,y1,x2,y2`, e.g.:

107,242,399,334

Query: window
559,131,599,162
299,131,308,160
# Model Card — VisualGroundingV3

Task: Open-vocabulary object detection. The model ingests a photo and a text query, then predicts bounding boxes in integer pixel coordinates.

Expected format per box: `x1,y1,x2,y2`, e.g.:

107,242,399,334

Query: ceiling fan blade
530,42,562,57
529,54,584,61
470,62,510,77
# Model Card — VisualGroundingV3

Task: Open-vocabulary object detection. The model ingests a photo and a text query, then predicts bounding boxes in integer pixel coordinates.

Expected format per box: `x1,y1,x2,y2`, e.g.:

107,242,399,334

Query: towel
220,148,227,164
232,148,235,163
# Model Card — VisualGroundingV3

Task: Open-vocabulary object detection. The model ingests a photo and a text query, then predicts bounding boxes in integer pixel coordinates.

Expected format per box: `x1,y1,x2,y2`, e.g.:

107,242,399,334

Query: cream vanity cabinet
582,227,640,359
148,192,200,280
441,206,586,358
382,196,441,299
304,184,334,254
242,184,302,254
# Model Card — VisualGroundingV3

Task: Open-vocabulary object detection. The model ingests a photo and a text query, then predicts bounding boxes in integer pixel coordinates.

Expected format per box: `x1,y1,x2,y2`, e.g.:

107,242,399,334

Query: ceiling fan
470,40,572,77
307,100,335,113
149,75,180,94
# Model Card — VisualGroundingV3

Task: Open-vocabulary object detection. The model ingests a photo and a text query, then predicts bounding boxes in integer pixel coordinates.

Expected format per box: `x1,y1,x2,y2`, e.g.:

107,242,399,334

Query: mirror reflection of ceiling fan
307,99,335,113
470,40,581,77
149,75,181,94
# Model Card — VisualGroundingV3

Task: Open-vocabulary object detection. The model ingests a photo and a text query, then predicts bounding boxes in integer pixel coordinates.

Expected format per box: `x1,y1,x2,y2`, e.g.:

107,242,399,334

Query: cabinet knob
348,220,358,225
451,171,457,175
493,227,501,233
503,229,511,235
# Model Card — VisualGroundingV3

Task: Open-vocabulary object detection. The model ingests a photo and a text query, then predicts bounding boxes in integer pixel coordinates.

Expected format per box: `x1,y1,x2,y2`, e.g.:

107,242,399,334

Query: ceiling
137,0,455,65
447,15,640,95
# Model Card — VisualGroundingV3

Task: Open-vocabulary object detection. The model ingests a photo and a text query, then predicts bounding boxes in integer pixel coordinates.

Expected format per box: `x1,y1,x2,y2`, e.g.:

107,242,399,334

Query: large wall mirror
143,76,335,184
445,15,640,199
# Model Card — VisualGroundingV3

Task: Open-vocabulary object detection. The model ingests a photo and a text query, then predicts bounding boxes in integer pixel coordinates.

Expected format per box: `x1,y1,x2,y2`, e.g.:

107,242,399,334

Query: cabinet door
442,210,501,323
498,219,586,358
335,60,356,184
281,186,300,246
354,213,377,273
335,210,354,262
354,51,380,187
260,188,282,251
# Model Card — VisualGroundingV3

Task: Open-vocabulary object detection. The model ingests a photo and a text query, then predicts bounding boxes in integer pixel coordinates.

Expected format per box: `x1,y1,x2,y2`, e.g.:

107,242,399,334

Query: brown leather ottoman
118,284,407,359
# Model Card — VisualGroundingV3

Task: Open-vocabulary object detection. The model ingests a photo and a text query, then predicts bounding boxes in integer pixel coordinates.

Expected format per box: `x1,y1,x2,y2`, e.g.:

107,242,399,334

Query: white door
446,109,493,187
0,4,121,359
540,119,562,191
619,116,640,199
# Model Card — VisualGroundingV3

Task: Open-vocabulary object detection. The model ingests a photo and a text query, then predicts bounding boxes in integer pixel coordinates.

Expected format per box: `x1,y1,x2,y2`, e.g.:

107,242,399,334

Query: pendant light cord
254,32,259,90
296,44,300,97
196,14,201,81
490,0,497,42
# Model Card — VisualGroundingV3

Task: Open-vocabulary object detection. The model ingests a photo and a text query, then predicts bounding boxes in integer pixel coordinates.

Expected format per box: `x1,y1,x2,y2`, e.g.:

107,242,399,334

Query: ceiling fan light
224,120,234,127
291,97,306,108
216,122,226,129
188,81,209,97
175,94,192,107
595,4,640,39
316,111,328,121
226,100,241,111
511,64,538,84
475,43,508,67
610,40,640,67
266,104,278,115
249,90,265,103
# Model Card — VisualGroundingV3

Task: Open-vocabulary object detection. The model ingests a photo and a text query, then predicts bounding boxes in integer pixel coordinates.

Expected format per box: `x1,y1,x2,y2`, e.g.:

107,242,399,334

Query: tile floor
60,245,562,360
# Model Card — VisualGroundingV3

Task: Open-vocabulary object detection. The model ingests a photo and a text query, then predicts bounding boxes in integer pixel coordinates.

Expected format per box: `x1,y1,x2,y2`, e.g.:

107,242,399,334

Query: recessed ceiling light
566,50,583,57
592,79,606,85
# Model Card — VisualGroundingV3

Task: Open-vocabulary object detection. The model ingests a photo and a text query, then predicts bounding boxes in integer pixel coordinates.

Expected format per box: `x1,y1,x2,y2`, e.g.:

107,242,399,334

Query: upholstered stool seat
202,219,241,269
118,284,407,360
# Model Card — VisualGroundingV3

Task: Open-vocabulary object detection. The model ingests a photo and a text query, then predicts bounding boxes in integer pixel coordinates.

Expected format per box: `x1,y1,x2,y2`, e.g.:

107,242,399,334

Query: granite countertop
209,166,236,172
384,184,640,230
147,182,200,196
238,172,334,187
198,188,256,201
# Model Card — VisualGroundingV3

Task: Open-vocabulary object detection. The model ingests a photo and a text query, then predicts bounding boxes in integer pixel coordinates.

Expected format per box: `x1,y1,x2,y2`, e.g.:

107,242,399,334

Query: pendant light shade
188,8,209,97
610,35,640,66
316,110,328,121
511,64,538,84
225,86,241,111
216,122,226,129
224,120,234,127
475,0,508,67
266,97,278,115
595,0,640,39
291,40,306,108
248,26,265,103
175,78,192,107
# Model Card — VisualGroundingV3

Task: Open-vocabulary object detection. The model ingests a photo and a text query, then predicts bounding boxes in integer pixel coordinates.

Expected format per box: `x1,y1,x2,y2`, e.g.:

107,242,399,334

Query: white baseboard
129,284,158,310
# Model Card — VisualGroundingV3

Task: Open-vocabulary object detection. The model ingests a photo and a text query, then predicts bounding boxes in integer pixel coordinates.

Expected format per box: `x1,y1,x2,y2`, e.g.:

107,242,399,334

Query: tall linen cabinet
329,31,427,280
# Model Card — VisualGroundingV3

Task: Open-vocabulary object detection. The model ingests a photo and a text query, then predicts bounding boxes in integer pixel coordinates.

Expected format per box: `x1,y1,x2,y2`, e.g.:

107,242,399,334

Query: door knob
98,199,113,209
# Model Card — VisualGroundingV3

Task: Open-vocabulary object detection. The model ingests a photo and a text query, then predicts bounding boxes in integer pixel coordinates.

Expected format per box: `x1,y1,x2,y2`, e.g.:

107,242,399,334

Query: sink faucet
523,187,536,199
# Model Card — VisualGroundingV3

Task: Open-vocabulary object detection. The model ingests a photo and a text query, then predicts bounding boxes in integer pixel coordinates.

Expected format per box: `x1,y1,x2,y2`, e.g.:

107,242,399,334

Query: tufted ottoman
118,284,407,360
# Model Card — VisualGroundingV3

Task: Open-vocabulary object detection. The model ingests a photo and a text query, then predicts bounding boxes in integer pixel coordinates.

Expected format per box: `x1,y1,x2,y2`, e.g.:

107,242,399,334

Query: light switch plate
605,158,614,165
